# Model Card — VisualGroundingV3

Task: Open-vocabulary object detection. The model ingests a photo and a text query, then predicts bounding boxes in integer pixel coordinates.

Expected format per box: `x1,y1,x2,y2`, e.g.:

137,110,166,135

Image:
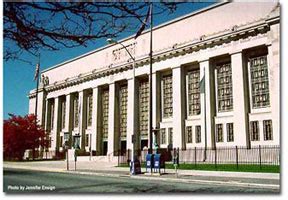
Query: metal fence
117,145,280,167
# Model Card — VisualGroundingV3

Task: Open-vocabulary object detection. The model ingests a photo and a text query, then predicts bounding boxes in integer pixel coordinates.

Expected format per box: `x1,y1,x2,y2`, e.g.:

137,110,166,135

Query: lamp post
106,38,138,175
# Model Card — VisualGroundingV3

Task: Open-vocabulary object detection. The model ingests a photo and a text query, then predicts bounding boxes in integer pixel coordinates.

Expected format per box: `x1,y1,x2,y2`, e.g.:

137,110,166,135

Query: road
3,168,279,193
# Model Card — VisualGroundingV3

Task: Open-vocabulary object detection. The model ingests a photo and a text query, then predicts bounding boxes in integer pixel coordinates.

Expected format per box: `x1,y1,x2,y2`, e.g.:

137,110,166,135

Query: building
28,2,280,158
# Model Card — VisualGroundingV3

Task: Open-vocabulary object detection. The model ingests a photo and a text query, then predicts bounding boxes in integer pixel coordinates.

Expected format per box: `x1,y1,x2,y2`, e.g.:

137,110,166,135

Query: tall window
168,128,173,145
50,102,54,130
102,90,109,140
160,128,166,145
61,100,66,130
119,85,128,140
162,74,173,118
263,120,273,141
73,95,79,128
249,56,270,108
227,123,234,142
187,69,201,116
186,126,192,144
195,126,201,143
216,63,233,112
139,80,149,139
250,121,259,141
87,92,93,127
216,124,223,142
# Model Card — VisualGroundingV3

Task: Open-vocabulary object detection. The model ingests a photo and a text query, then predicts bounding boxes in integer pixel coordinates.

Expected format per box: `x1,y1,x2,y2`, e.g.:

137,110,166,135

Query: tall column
172,66,185,149
108,83,116,156
44,99,49,132
64,94,72,147
52,97,59,151
200,60,215,148
152,72,160,148
267,22,280,145
127,78,139,152
78,91,85,150
231,51,249,146
91,87,99,151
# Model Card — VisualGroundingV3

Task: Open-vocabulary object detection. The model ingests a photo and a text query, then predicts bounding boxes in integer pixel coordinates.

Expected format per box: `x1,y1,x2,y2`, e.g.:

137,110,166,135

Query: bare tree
4,1,180,61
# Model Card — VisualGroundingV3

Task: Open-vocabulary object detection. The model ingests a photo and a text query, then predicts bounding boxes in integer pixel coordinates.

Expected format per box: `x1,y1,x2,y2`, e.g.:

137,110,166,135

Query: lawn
118,162,280,173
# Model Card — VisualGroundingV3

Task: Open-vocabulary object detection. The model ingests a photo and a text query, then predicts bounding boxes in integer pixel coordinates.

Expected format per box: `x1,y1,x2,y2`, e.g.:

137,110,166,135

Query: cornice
30,18,276,96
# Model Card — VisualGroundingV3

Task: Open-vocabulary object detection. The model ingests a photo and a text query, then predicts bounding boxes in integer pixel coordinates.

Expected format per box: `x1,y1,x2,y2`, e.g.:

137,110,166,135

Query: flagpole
148,2,153,155
35,54,40,124
204,67,207,161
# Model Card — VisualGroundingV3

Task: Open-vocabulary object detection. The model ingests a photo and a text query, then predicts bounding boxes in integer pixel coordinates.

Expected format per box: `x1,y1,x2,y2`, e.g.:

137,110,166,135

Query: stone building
28,2,280,158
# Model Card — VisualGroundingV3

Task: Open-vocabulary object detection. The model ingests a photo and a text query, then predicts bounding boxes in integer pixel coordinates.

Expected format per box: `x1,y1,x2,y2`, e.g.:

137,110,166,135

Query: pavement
3,160,280,190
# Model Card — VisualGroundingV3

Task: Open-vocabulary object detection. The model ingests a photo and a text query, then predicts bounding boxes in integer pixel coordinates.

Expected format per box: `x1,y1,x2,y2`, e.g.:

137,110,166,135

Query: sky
3,2,217,119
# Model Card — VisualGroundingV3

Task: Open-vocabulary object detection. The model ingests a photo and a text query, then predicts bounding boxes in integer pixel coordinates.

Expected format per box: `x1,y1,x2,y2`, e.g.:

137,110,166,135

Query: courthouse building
29,2,280,157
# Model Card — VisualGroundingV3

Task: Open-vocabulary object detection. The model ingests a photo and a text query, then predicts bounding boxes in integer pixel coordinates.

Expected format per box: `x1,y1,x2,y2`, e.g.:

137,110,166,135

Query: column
200,60,215,148
44,99,49,132
52,97,59,150
231,52,249,146
78,91,85,150
108,83,116,156
172,66,185,149
152,72,160,148
91,87,99,151
126,78,135,151
64,94,72,147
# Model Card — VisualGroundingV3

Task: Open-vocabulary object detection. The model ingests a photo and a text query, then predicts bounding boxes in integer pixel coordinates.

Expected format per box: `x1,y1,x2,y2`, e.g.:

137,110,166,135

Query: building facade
29,2,280,157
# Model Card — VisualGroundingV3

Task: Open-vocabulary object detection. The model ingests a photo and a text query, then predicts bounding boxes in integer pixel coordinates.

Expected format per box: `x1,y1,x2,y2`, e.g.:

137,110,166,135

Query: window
216,63,233,112
160,128,166,145
102,90,109,140
168,128,173,145
186,126,192,143
85,134,89,147
227,123,234,142
263,120,273,141
216,124,223,142
162,74,173,118
139,80,149,139
73,95,79,128
50,103,54,130
61,100,66,130
119,85,128,140
250,121,259,141
187,69,201,116
87,92,93,127
196,126,201,143
249,56,270,108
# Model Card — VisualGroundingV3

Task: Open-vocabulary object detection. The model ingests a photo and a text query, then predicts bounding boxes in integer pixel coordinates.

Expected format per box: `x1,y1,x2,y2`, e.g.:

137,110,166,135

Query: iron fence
117,145,280,167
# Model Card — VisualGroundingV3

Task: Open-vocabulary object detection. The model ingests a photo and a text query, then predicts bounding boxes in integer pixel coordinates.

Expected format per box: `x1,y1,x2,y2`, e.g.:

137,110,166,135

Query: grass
118,162,280,173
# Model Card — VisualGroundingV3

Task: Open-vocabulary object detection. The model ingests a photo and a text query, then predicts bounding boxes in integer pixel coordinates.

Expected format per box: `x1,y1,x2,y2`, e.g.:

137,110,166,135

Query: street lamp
106,38,139,175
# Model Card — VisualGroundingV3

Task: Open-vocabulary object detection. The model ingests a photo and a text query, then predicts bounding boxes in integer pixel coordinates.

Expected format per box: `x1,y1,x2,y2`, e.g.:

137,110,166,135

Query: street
3,168,279,193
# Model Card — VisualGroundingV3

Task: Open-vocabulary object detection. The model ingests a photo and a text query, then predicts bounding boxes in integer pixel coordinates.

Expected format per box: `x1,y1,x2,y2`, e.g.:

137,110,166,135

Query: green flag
200,75,205,94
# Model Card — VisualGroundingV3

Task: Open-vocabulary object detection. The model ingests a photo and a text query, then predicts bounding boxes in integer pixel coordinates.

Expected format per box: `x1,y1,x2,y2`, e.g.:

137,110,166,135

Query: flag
200,75,205,94
34,63,40,81
134,4,151,39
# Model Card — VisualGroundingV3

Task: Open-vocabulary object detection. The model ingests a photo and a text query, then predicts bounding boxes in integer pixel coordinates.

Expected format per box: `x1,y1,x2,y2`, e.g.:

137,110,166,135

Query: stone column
64,94,72,147
172,66,185,149
108,83,116,156
44,99,49,132
127,78,140,152
78,91,85,150
152,72,160,148
267,25,280,145
91,87,99,151
52,97,60,151
231,51,249,146
200,60,215,148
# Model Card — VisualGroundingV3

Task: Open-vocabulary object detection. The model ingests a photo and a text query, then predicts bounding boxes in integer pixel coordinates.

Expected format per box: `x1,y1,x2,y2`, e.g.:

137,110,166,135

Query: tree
3,114,48,160
3,1,180,61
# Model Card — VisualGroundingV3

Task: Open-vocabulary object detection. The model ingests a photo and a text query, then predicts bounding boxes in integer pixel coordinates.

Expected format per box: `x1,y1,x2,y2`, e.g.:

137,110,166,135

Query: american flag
134,4,151,39
34,63,40,81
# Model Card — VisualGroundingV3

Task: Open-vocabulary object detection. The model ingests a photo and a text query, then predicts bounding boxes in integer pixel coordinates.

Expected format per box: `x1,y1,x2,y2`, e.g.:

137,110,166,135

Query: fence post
259,145,262,170
194,147,197,167
236,146,239,169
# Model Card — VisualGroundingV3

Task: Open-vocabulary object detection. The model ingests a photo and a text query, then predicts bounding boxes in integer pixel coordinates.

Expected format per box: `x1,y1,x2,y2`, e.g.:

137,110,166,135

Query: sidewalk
3,160,280,189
